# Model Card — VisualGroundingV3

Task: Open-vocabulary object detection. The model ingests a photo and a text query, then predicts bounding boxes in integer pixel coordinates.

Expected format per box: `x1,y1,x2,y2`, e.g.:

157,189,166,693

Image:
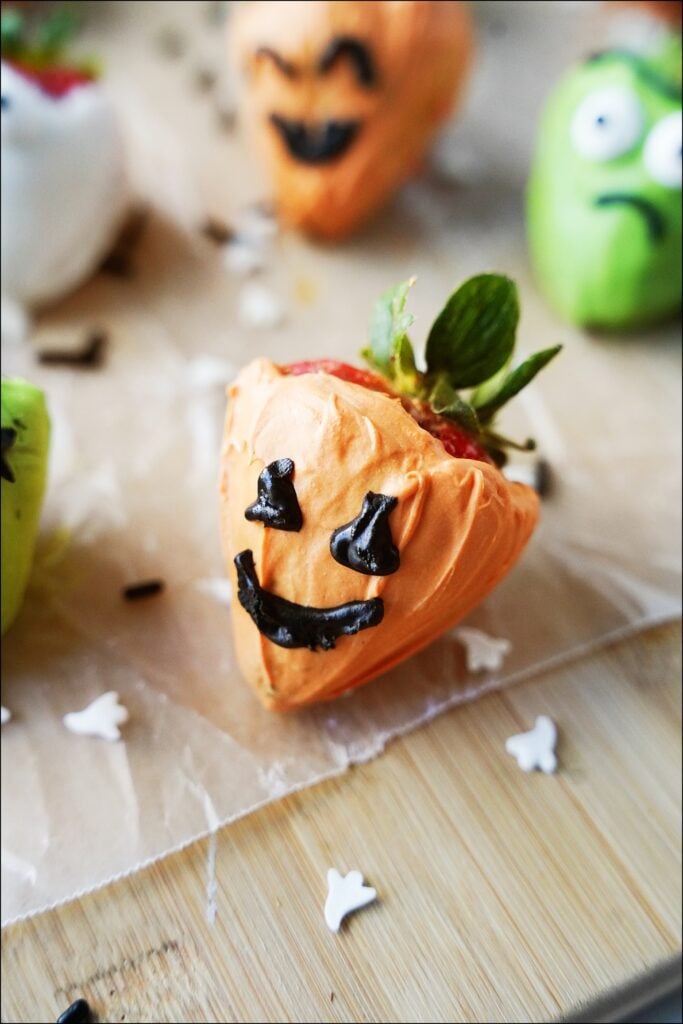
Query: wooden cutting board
2,622,680,1023
1,4,681,1022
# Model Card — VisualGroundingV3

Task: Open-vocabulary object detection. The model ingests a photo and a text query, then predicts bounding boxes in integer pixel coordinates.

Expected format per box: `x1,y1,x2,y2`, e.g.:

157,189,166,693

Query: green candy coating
527,39,682,330
1,378,50,634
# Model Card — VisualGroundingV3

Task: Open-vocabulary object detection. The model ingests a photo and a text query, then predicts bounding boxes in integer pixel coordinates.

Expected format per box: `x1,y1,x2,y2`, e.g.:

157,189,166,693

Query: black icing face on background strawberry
220,276,561,710
230,0,475,238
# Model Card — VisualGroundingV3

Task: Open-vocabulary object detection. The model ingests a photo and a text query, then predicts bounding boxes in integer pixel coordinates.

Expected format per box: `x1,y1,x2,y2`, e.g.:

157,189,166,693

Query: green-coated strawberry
527,35,682,330
1,378,50,634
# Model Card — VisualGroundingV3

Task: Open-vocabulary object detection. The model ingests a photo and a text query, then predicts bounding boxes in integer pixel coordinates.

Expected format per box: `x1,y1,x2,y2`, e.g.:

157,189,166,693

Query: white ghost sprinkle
63,691,129,742
453,626,512,672
506,715,558,774
324,869,377,933
1,706,12,725
238,282,285,329
222,238,266,276
233,205,278,243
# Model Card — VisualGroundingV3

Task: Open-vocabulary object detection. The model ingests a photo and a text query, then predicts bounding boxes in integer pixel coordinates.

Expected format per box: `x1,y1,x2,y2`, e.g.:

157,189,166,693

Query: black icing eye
318,36,377,89
1,427,17,483
0,95,10,111
253,46,298,79
244,458,303,532
330,492,399,576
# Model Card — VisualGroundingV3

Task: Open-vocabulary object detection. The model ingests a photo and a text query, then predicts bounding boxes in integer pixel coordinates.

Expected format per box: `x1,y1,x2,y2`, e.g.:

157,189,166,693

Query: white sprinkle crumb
187,355,237,390
1,847,37,884
1,706,12,725
324,869,377,933
238,282,285,329
258,761,289,799
63,691,129,742
193,577,233,605
0,296,29,345
234,205,278,243
506,716,558,774
222,238,266,276
453,626,511,673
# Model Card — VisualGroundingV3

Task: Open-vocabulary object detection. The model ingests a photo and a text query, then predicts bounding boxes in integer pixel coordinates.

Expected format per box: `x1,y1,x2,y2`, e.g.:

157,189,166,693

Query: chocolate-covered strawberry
220,275,561,711
1,378,50,634
1,8,127,330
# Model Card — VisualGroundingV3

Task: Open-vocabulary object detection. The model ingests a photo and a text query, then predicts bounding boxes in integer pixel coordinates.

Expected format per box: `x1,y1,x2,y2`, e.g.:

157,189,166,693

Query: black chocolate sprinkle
99,208,148,278
195,66,217,92
201,217,234,245
535,458,553,499
56,998,92,1024
37,331,108,369
216,107,237,133
122,579,165,601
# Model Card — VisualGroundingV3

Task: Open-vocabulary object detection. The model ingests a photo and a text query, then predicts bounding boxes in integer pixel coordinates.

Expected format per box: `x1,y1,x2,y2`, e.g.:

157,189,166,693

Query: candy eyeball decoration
220,275,561,711
644,109,682,185
230,1,474,239
0,23,127,328
1,378,50,635
527,39,682,330
570,86,645,160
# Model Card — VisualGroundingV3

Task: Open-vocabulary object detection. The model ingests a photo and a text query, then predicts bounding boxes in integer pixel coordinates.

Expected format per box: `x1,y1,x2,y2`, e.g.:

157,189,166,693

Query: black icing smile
594,193,666,242
234,549,384,651
269,114,361,164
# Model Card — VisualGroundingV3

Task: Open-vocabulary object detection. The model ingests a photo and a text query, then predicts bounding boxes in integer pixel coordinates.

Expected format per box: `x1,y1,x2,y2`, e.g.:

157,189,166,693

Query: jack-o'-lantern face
220,359,538,711
230,1,474,238
235,457,399,651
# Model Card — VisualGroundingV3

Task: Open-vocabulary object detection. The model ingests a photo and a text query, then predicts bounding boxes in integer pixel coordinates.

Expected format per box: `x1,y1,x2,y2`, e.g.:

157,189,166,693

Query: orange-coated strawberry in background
229,0,474,239
220,276,561,711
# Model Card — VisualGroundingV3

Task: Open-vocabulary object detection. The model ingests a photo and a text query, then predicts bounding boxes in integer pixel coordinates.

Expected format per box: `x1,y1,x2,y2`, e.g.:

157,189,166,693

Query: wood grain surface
1,4,681,1022
2,622,681,1023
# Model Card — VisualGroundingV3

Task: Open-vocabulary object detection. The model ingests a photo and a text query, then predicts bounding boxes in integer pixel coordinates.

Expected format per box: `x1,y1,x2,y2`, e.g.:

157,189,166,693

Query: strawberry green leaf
364,278,415,375
429,376,480,436
474,345,562,423
392,333,421,395
1,9,24,57
35,9,79,61
425,274,519,388
469,354,512,410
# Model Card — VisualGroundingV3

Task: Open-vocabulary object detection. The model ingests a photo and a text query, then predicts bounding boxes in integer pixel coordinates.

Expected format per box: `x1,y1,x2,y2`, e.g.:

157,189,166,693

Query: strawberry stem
363,275,561,461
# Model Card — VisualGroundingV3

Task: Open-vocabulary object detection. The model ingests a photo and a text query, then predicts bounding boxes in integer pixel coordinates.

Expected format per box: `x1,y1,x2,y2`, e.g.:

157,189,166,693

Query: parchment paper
1,1,681,925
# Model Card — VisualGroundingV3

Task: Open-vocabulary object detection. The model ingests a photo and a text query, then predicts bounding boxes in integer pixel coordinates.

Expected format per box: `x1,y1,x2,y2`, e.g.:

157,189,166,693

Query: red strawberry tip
7,58,96,98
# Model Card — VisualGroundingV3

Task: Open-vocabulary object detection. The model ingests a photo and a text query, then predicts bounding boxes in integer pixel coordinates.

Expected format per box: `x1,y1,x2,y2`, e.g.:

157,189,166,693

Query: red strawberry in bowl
220,275,561,711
